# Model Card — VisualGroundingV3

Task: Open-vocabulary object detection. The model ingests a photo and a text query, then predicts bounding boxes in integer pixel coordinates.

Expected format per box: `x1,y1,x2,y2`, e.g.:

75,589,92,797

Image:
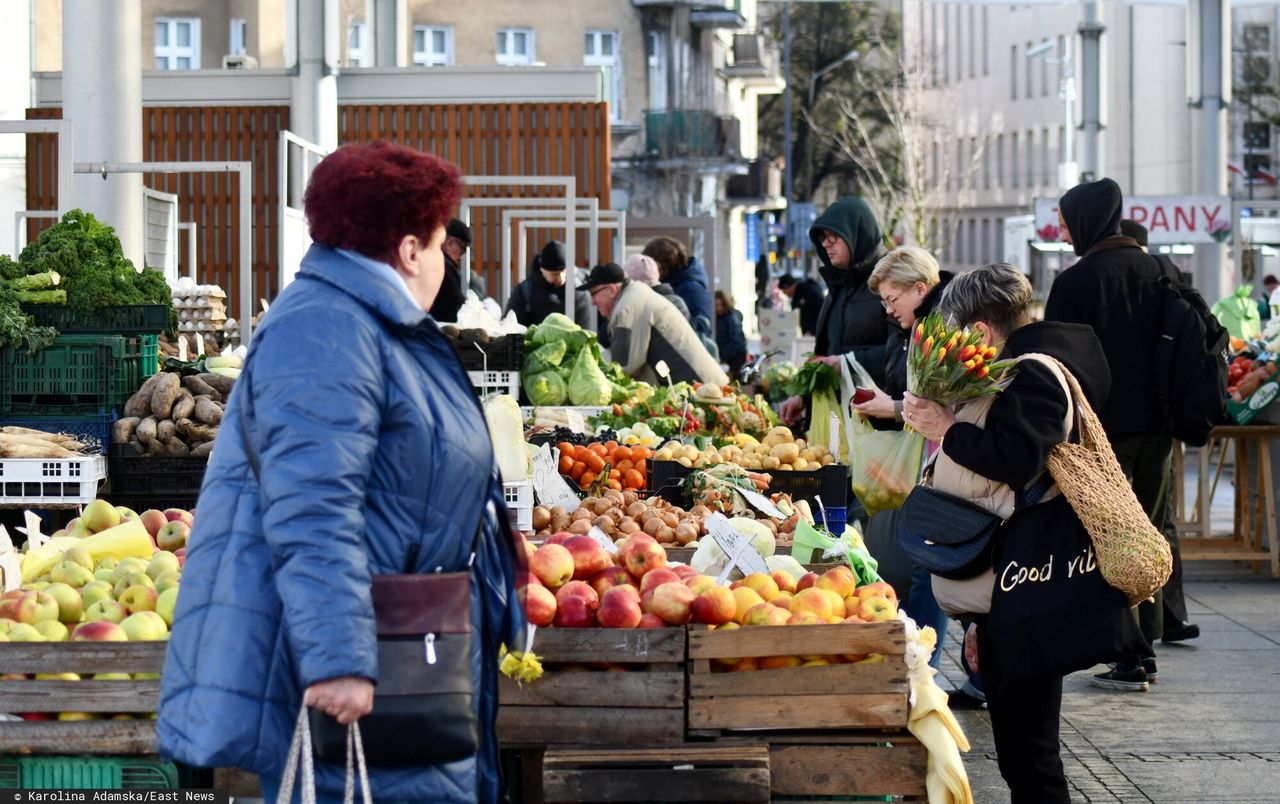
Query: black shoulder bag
238,399,480,767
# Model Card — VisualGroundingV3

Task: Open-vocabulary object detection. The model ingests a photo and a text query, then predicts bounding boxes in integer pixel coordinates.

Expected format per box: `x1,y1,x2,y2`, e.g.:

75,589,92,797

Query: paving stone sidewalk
938,561,1280,803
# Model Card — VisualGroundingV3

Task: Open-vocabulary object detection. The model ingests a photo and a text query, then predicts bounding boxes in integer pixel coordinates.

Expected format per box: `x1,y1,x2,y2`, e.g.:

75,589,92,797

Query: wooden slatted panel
340,102,612,303
25,105,287,322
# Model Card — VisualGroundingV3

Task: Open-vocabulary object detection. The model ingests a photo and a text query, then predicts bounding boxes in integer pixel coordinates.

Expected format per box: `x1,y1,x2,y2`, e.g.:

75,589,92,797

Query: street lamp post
808,49,860,108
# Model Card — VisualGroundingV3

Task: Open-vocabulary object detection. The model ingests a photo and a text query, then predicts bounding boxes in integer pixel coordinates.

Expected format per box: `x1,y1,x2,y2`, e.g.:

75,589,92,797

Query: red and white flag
1254,166,1278,186
1227,161,1247,176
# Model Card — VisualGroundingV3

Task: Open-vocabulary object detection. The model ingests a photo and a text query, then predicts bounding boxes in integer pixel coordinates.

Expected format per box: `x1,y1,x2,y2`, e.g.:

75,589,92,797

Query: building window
982,8,989,75
968,6,976,79
996,133,1005,187
496,27,535,66
229,18,246,56
1010,45,1018,100
930,3,939,87
413,26,452,66
1011,132,1019,188
942,5,951,85
1025,42,1034,98
647,31,668,111
1245,154,1274,183
981,219,991,263
585,31,621,121
1244,122,1271,150
348,21,371,67
155,17,200,70
968,219,978,264
1026,130,1036,189
1057,34,1066,85
953,221,964,265
1244,56,1271,84
1244,24,1271,53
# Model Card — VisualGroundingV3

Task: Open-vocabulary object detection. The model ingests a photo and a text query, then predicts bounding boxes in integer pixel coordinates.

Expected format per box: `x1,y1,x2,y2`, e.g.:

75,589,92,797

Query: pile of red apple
518,531,900,648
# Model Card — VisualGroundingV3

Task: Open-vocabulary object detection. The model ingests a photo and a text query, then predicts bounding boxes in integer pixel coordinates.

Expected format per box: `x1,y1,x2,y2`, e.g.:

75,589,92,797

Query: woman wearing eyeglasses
852,246,951,424
778,197,891,428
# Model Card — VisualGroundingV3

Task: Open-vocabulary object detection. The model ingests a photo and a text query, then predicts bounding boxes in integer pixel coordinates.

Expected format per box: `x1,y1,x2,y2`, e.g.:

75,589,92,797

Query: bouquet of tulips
906,311,1015,406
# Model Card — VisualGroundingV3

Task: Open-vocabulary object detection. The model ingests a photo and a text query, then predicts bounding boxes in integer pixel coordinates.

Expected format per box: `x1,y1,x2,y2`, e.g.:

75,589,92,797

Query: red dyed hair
304,141,464,263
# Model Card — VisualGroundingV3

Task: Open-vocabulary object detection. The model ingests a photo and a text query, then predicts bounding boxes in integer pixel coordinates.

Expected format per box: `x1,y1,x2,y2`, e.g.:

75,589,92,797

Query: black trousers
978,624,1070,803
1111,432,1173,649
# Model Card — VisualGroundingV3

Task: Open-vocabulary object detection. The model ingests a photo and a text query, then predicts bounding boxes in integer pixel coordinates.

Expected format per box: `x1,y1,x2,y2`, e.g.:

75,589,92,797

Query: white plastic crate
503,480,534,533
0,455,108,508
469,370,520,398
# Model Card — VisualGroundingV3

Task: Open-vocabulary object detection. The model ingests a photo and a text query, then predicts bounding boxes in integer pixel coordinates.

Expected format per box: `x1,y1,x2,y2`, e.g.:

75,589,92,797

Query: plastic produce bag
568,348,613,406
523,370,568,406
791,519,883,587
841,355,925,516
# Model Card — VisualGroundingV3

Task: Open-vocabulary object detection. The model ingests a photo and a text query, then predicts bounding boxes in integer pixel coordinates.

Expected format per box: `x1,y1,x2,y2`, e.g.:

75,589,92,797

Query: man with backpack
1045,179,1225,691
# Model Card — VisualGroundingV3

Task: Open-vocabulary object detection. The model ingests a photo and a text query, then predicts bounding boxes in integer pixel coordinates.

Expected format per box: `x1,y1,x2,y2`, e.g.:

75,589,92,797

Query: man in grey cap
584,263,727,386
504,240,591,327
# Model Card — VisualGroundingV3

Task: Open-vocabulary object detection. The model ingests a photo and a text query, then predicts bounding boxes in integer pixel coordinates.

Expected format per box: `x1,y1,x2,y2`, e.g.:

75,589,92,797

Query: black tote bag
982,495,1150,694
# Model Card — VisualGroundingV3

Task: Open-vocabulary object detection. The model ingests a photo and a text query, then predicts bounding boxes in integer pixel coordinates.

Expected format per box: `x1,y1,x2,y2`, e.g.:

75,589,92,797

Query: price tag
532,444,581,512
178,336,189,362
565,409,588,434
17,511,46,551
738,487,785,520
195,332,206,357
588,527,618,555
705,513,769,583
0,527,21,592
829,411,841,457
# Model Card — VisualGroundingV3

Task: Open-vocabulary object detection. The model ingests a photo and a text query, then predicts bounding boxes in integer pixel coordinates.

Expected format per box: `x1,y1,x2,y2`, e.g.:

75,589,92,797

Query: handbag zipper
424,633,437,664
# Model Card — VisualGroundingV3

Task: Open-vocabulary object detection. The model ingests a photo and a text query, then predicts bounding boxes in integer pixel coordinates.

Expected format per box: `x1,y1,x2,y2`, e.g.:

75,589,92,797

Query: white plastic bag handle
278,707,372,804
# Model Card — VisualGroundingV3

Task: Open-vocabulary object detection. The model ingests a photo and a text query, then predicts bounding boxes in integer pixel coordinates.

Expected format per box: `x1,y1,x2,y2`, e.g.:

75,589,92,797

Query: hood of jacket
668,256,710,291
1060,178,1123,257
809,197,885,286
914,271,954,321
1002,321,1111,411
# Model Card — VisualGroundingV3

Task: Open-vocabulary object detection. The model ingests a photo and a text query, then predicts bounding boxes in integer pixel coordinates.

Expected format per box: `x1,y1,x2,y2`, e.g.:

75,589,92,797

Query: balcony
722,33,784,90
727,159,783,202
632,0,748,28
645,110,741,161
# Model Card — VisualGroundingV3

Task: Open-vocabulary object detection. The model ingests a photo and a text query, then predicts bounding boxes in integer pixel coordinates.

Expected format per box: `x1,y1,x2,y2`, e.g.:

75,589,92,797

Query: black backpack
1152,271,1229,447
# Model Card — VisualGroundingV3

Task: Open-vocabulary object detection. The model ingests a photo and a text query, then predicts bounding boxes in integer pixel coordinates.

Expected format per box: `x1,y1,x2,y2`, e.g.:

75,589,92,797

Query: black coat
428,255,466,323
790,278,826,336
505,264,591,328
1043,179,1166,439
808,198,891,387
941,321,1112,490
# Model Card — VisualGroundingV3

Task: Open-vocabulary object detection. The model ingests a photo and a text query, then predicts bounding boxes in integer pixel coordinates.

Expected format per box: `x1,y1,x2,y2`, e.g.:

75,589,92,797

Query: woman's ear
395,235,421,277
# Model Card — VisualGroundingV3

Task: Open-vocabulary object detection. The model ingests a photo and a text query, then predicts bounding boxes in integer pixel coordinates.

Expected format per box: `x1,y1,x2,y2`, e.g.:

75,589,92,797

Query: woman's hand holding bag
279,706,373,804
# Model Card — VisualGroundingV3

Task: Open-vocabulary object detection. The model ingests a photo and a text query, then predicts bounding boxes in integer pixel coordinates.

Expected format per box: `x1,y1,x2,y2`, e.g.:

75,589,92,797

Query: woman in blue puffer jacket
157,142,523,803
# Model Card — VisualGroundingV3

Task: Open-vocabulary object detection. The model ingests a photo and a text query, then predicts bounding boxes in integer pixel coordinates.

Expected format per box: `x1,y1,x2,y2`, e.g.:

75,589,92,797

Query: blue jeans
904,564,949,669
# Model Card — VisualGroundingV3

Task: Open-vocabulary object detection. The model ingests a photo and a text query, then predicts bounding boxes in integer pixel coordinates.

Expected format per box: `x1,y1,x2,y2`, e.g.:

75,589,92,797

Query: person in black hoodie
505,240,591,328
904,262,1147,804
777,273,827,336
429,218,473,323
779,197,891,426
1043,178,1169,690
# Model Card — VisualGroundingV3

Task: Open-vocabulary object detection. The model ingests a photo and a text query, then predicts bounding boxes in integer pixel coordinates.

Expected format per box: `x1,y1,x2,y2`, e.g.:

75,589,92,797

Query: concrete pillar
373,0,407,67
1077,3,1104,182
61,0,143,268
1189,0,1231,299
290,0,339,151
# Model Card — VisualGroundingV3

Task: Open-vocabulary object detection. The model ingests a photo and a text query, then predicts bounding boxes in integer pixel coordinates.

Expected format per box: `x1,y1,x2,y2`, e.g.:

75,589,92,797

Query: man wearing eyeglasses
428,218,473,323
778,197,891,427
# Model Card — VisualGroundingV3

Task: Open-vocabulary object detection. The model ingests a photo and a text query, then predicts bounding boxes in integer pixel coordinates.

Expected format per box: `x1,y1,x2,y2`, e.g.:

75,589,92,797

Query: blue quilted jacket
157,245,522,802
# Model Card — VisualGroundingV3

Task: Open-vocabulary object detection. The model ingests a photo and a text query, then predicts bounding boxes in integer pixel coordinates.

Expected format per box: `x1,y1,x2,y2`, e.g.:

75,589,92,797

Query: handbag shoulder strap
1013,352,1077,442
236,380,484,574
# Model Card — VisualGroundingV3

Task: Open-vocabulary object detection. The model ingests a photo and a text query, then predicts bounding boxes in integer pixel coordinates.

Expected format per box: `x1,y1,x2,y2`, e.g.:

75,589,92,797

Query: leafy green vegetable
524,369,568,406
0,269,59,352
532,312,594,355
524,339,568,374
568,348,613,406
786,360,841,397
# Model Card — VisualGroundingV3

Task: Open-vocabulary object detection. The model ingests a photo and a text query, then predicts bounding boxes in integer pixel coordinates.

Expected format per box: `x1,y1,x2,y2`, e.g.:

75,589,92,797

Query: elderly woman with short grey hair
901,262,1145,803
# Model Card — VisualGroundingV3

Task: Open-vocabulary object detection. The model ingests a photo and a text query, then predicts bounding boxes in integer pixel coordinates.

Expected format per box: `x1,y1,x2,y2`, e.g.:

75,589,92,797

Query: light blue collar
337,249,421,311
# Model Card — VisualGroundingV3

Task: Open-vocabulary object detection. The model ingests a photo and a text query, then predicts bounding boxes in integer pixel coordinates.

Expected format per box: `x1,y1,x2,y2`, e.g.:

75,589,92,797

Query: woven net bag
1024,354,1173,605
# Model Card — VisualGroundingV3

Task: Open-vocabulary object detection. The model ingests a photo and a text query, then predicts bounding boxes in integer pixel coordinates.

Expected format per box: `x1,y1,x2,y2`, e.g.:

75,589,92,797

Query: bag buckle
424,633,437,665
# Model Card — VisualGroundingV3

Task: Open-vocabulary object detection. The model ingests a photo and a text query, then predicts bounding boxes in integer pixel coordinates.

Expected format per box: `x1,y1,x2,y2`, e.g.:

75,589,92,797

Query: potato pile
653,426,837,471
112,372,234,457
531,488,712,546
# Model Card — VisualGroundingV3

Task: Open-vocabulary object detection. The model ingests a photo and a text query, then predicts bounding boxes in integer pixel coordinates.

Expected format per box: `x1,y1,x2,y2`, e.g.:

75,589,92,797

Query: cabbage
531,313,594,355
568,348,613,406
524,340,567,374
524,369,568,406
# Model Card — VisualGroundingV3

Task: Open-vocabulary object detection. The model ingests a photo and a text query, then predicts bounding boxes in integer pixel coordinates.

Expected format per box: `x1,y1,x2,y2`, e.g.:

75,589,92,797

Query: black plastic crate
107,444,208,496
102,490,200,514
0,411,116,453
20,304,169,335
648,459,848,509
457,333,524,372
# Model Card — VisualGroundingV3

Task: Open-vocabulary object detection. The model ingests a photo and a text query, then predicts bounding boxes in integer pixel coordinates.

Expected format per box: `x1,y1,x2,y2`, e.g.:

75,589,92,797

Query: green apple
120,611,168,641
35,672,79,680
33,620,69,641
155,587,179,627
113,572,154,599
70,621,127,641
81,499,122,533
146,552,181,581
93,673,132,680
133,672,161,680
0,618,15,635
117,585,159,615
115,506,139,522
154,571,181,595
109,559,148,586
6,623,45,642
84,599,126,624
49,560,94,589
42,583,84,623
93,568,114,583
27,581,50,592
95,557,119,572
63,545,95,572
65,525,94,539
80,580,113,609
29,591,60,623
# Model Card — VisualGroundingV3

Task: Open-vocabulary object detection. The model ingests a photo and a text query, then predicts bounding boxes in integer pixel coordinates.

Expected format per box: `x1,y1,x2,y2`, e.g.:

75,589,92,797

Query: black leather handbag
895,485,1002,580
238,402,480,767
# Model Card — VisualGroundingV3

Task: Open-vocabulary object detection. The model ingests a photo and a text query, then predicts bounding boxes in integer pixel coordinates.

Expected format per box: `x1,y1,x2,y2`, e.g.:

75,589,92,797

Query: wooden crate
541,745,771,803
686,621,909,736
722,732,928,801
0,642,165,754
498,628,686,746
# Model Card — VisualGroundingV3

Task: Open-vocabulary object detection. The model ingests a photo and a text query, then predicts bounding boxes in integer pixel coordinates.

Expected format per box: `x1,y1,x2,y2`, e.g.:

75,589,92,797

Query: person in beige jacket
582,263,728,386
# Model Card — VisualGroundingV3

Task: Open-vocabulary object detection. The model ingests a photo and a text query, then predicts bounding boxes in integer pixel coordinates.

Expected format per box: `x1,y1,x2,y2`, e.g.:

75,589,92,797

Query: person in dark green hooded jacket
780,197,891,426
